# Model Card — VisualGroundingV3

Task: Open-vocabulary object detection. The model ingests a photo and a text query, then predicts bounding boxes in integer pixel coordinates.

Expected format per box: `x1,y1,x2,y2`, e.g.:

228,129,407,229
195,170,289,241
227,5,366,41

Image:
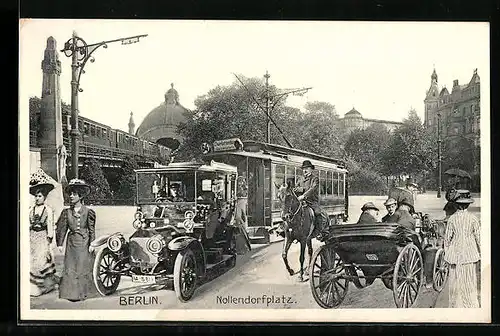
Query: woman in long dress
444,190,481,308
55,179,97,302
29,172,60,296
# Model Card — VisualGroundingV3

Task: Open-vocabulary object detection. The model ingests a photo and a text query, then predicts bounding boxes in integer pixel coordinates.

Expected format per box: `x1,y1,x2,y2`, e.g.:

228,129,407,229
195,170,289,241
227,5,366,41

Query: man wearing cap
444,190,480,308
381,198,398,223
296,160,328,239
357,202,380,224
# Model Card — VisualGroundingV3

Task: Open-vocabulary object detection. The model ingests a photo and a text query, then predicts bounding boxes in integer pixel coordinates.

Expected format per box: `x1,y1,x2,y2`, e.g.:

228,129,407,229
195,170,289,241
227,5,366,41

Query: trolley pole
437,111,442,198
265,71,271,143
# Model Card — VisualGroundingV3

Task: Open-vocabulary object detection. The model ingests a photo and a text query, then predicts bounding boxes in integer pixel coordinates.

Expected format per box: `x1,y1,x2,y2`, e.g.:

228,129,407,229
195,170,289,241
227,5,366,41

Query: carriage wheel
392,244,423,308
309,244,349,308
432,248,449,292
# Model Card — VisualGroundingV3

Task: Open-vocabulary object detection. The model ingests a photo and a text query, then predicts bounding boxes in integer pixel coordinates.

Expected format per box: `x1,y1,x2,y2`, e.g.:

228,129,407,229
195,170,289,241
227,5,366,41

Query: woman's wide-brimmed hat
65,178,91,197
454,189,474,204
383,198,397,206
301,160,315,170
361,202,379,211
29,169,55,196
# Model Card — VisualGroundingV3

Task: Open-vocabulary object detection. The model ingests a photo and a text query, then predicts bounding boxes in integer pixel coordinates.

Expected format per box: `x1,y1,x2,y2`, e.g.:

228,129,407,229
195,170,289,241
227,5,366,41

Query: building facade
338,107,403,133
424,68,481,147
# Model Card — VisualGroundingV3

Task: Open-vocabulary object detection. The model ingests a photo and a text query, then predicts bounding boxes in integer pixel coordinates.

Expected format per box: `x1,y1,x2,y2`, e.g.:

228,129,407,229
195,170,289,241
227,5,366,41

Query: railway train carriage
201,138,349,244
61,109,170,162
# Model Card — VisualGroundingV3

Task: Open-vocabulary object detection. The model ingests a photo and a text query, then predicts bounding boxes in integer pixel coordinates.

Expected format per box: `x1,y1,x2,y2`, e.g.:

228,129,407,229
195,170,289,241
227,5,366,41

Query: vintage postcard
19,19,490,323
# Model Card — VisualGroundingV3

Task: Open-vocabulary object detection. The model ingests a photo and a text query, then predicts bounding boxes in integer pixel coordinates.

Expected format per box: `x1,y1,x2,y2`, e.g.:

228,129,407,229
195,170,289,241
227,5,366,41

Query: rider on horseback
296,160,329,240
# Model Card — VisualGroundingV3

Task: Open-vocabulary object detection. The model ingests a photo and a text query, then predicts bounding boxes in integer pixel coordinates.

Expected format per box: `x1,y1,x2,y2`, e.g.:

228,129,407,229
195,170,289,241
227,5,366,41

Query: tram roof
243,141,346,167
205,140,347,171
134,160,237,173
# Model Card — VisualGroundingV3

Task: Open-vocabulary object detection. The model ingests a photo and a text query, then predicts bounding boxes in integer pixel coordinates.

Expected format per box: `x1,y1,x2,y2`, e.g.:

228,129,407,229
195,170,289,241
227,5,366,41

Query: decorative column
39,36,64,182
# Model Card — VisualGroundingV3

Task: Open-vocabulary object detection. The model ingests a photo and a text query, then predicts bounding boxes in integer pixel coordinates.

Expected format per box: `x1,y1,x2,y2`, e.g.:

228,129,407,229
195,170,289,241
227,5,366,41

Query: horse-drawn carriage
308,188,449,309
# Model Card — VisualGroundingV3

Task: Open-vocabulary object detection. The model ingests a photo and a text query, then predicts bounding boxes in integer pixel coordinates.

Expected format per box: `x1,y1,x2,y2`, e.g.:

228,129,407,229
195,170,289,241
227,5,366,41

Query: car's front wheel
173,248,198,302
93,247,122,296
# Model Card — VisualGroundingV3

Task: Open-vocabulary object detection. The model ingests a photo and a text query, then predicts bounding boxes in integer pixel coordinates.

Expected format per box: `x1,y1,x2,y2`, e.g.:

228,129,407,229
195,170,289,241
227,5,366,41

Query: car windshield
136,170,230,204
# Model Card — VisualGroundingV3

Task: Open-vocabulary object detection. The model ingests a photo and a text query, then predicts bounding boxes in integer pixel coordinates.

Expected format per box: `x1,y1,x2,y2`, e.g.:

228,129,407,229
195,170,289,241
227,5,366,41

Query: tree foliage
382,109,436,178
79,159,112,204
115,155,141,201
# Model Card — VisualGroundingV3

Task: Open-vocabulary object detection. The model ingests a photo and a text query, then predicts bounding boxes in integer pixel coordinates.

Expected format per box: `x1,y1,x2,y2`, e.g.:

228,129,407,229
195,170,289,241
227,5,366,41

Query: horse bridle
283,188,306,223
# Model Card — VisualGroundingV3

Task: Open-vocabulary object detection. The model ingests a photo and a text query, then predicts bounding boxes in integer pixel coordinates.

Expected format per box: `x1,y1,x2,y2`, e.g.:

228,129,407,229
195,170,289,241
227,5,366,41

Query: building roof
135,84,191,138
344,108,362,118
439,87,450,96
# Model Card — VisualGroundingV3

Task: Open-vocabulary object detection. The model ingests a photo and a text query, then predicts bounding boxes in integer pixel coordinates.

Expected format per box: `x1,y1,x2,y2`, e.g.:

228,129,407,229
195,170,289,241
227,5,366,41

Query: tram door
247,157,265,229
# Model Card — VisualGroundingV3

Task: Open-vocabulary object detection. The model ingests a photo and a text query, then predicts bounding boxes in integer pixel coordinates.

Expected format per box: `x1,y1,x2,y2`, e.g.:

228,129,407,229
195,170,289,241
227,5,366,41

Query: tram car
201,138,349,244
61,109,170,161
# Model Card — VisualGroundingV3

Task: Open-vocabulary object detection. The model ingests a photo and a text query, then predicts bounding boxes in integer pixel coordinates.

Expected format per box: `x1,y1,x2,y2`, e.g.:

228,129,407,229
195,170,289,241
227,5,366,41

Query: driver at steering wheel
168,183,185,202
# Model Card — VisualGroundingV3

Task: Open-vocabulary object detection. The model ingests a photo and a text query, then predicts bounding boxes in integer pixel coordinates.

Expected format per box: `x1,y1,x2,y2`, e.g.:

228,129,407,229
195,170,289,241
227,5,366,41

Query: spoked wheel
93,247,122,296
173,248,198,302
309,244,349,308
432,248,449,292
392,243,424,308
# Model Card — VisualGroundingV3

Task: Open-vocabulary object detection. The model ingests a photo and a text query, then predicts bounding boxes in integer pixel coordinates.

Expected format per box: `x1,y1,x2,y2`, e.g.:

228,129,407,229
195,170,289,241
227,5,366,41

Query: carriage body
309,221,449,309
91,161,249,302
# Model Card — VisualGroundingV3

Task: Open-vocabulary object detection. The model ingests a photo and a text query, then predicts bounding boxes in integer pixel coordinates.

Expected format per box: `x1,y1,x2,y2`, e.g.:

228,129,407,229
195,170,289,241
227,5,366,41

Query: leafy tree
344,123,391,173
344,156,387,195
381,109,436,180
177,76,345,161
115,155,141,202
79,159,112,204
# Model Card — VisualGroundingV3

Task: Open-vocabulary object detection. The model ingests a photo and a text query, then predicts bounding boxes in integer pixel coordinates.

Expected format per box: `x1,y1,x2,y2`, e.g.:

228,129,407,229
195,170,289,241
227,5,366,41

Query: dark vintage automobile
91,160,250,302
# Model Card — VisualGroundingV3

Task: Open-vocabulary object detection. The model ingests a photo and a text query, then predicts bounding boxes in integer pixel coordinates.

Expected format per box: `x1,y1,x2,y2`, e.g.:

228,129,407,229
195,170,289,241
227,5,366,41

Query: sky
19,20,490,132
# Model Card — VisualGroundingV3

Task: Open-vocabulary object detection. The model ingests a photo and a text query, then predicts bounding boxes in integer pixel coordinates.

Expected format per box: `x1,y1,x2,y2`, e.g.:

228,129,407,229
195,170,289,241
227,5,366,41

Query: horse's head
276,180,299,221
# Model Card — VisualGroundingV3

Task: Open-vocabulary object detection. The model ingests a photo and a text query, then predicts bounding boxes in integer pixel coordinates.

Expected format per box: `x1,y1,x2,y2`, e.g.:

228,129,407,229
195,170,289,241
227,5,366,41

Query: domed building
135,84,191,150
339,107,402,133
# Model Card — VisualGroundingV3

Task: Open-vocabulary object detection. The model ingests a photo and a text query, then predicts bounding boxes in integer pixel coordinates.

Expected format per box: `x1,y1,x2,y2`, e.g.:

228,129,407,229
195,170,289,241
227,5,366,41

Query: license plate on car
132,275,156,284
366,254,378,261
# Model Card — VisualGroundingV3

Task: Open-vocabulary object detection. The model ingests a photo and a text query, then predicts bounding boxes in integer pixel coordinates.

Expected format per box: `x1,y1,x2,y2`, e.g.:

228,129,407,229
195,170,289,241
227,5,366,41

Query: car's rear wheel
93,247,121,296
173,248,198,302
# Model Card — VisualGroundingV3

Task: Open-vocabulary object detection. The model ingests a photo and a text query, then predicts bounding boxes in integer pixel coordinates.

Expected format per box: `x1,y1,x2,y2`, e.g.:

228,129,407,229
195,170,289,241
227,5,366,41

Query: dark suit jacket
393,208,416,231
382,212,399,223
357,211,378,224
301,172,319,205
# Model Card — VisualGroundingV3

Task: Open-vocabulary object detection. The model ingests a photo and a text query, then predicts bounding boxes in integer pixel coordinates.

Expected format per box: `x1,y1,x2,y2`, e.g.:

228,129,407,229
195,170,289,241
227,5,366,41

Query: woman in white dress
29,171,59,296
444,190,481,308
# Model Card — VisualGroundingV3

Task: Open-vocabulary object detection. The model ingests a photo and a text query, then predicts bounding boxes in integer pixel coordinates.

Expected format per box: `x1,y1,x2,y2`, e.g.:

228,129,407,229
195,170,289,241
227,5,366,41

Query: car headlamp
107,234,125,252
134,211,144,220
184,210,195,220
183,218,195,232
133,219,142,229
146,234,166,254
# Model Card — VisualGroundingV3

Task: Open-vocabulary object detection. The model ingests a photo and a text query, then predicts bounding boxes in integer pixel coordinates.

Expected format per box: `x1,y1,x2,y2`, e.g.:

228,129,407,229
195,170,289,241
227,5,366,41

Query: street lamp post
437,111,442,198
61,31,148,179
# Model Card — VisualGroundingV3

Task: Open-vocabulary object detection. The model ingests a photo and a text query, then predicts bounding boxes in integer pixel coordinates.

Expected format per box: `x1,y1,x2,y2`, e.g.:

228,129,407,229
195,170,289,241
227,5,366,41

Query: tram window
339,173,345,197
295,167,303,188
285,165,295,187
326,171,332,196
332,172,339,196
319,170,327,196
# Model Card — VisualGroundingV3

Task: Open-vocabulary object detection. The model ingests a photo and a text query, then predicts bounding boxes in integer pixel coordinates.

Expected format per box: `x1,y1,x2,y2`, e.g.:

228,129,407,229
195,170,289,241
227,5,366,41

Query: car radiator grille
129,237,158,267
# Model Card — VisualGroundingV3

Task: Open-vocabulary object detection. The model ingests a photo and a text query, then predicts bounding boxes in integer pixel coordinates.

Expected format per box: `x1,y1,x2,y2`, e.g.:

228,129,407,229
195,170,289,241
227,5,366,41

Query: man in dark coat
382,198,398,222
296,160,328,239
357,202,380,224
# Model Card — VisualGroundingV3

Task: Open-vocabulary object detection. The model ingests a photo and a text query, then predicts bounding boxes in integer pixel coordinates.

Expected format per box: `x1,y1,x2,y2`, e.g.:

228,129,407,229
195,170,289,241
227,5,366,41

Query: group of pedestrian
29,170,97,302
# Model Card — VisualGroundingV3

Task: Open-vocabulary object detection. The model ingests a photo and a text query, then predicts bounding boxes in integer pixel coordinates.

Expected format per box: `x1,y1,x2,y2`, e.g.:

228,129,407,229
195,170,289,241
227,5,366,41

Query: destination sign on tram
213,138,243,152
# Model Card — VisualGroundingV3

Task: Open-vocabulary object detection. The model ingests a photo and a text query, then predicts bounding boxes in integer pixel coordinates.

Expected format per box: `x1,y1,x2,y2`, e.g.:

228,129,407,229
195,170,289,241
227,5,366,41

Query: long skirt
30,230,58,296
59,231,97,301
234,198,248,229
448,262,480,308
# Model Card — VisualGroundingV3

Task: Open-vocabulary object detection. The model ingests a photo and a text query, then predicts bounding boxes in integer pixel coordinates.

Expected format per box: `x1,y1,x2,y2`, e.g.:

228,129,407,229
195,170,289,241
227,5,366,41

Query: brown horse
277,181,314,282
